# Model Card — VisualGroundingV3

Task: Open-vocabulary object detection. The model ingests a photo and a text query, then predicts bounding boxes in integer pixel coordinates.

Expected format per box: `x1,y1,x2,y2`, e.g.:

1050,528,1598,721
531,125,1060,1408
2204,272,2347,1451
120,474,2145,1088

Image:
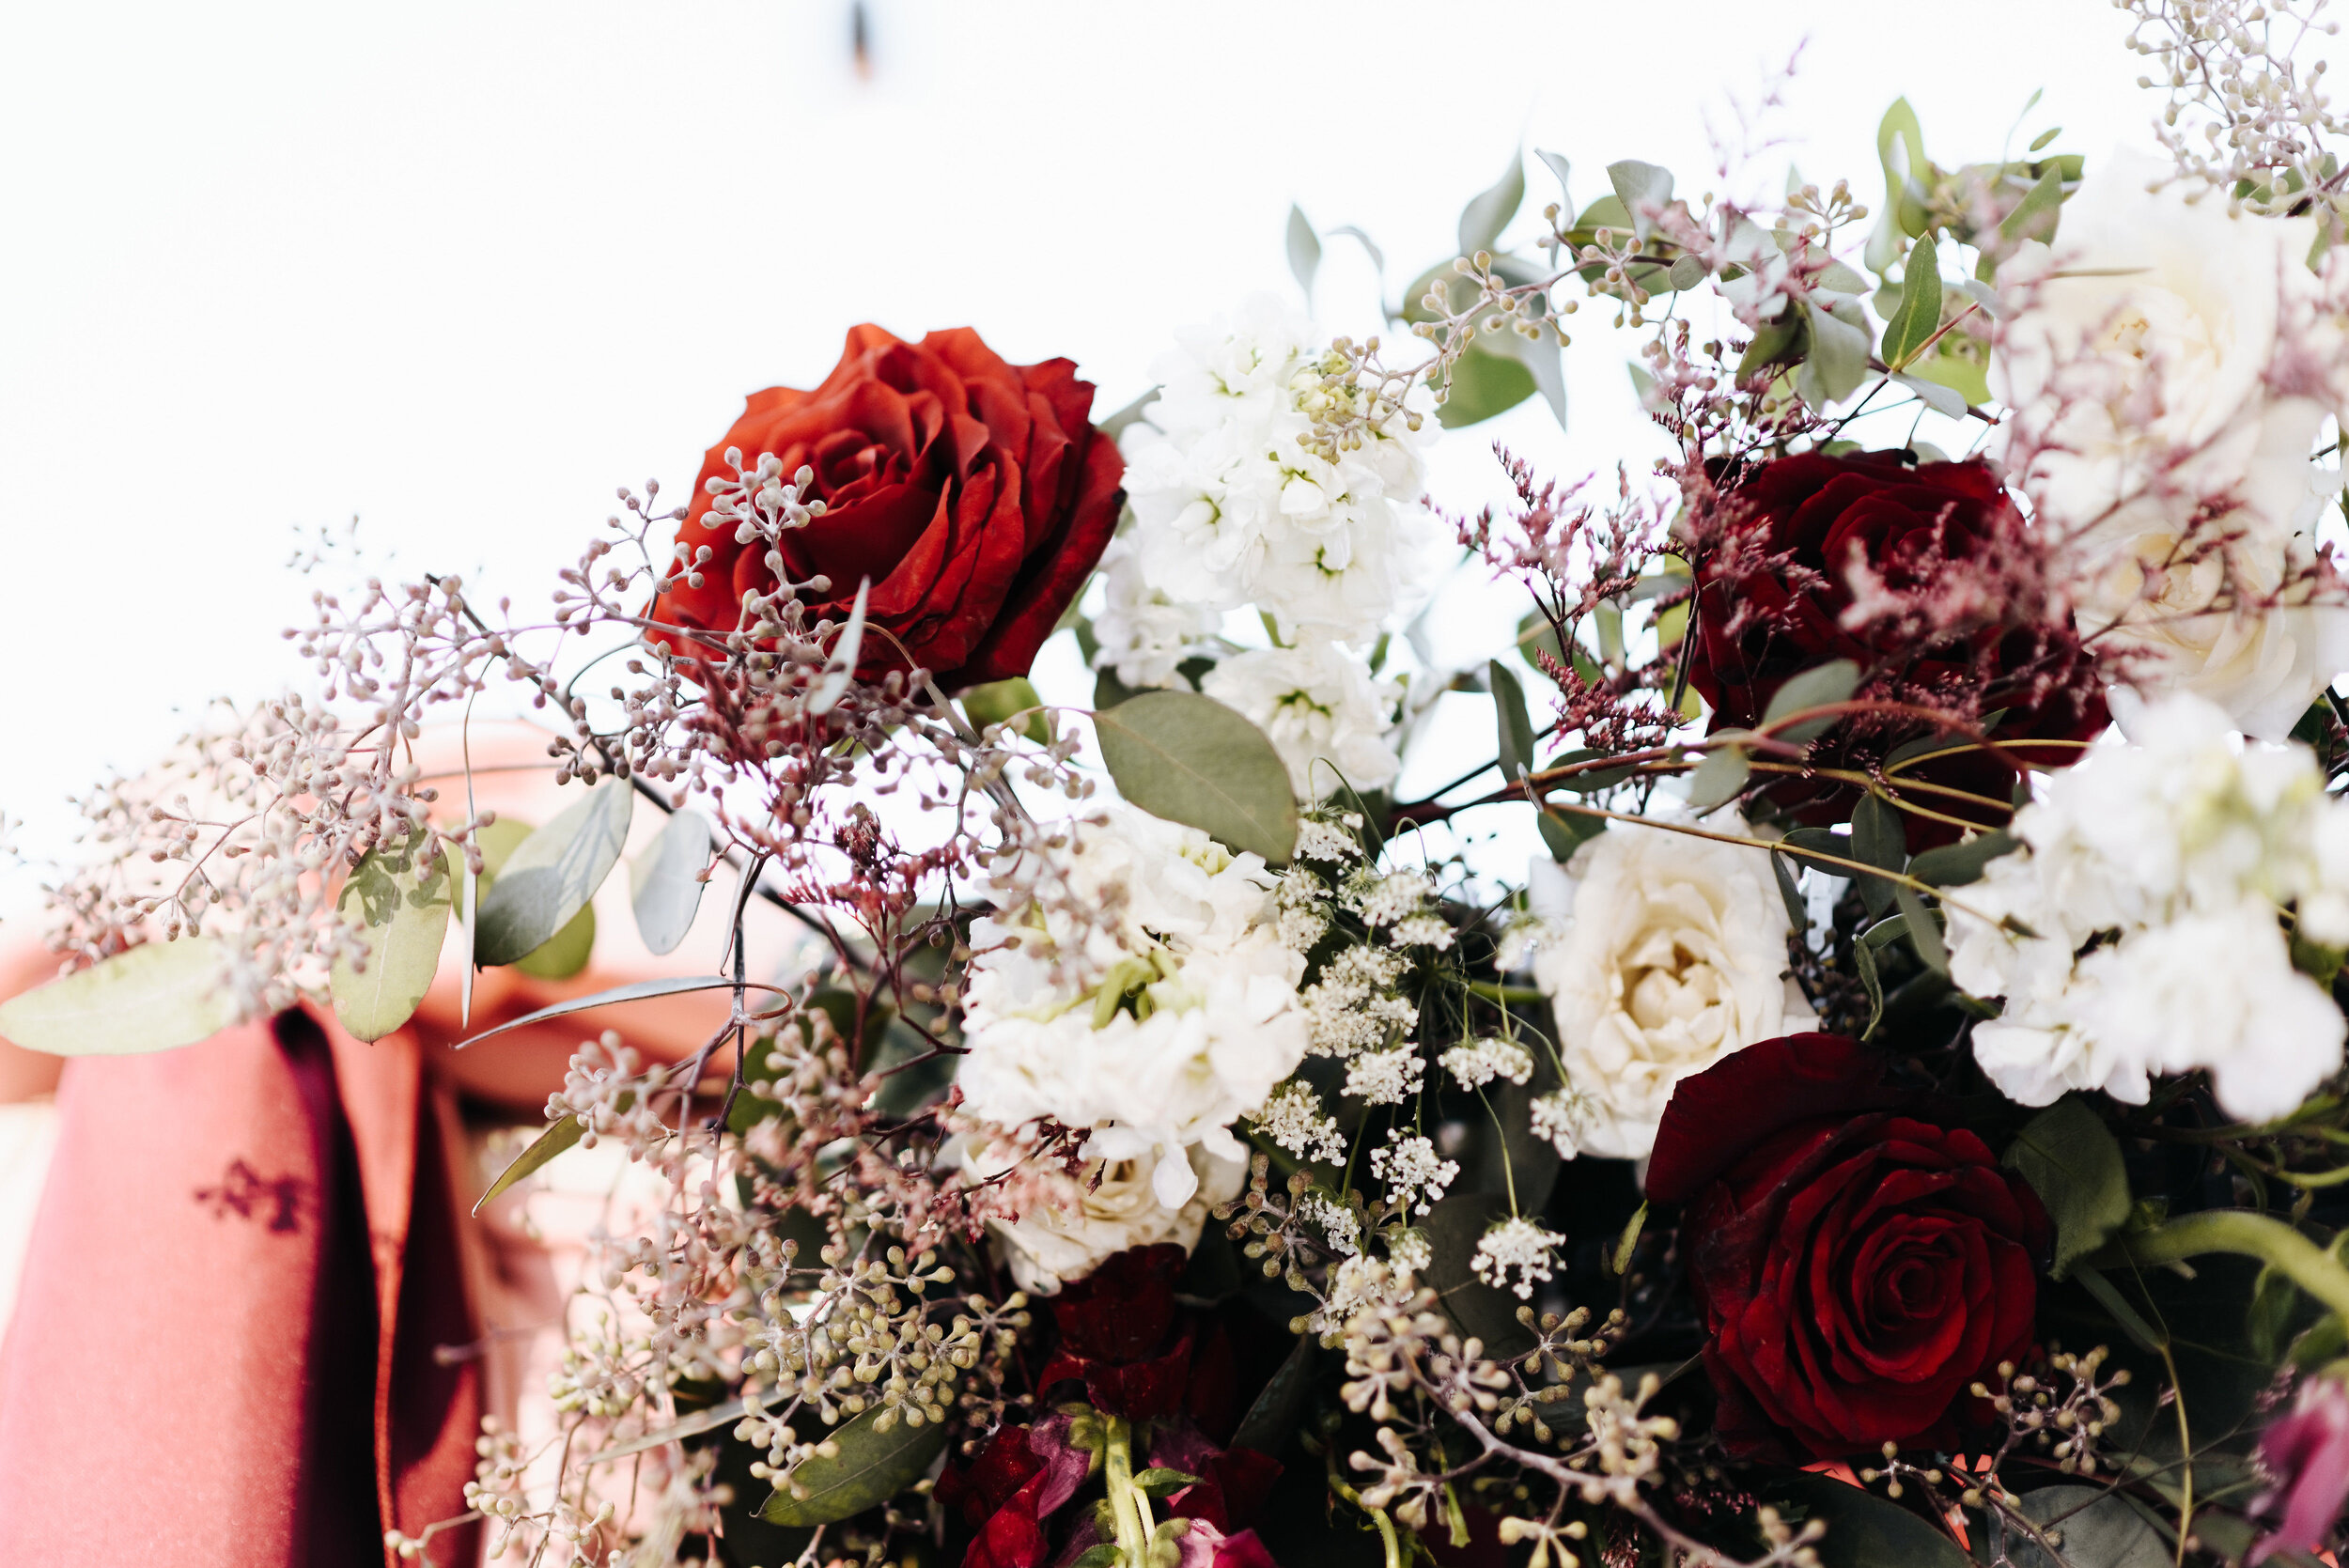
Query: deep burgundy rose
648,323,1124,691
937,1414,1092,1568
1648,1033,2049,1460
1684,451,2106,846
1037,1244,1197,1420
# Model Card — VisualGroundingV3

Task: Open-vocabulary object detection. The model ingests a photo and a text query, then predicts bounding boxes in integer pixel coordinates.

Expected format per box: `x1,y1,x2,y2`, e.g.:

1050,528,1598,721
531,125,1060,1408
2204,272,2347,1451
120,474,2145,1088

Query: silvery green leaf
0,937,238,1057
330,832,454,1042
1488,660,1537,784
1473,315,1566,427
1605,159,1674,241
807,576,870,717
474,778,634,967
1879,231,1943,369
1534,148,1571,206
1285,203,1321,300
1759,659,1860,746
1328,224,1385,275
629,807,711,957
1850,793,1907,920
1893,883,1949,972
1685,745,1750,812
1893,371,1968,418
2003,1097,2131,1280
1795,298,1874,406
1094,690,1298,865
760,1402,952,1527
1958,277,2009,320
458,973,769,1050
474,1110,585,1213
1457,151,1526,256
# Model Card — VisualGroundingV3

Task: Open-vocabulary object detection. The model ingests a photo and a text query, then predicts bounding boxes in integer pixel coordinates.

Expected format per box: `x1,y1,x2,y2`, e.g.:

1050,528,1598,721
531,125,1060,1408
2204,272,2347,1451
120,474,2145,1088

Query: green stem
1104,1415,1147,1565
2092,1210,2349,1321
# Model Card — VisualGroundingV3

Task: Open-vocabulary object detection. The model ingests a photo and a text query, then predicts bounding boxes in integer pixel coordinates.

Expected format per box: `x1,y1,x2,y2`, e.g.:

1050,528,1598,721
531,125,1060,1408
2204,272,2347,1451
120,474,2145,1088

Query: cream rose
982,1143,1245,1295
1994,154,2349,738
1527,813,1812,1160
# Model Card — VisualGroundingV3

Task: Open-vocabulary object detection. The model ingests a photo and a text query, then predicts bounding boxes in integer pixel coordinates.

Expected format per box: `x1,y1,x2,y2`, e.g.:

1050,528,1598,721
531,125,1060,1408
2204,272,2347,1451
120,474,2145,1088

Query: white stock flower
1528,813,1812,1161
982,1144,1246,1296
1200,641,1402,797
1123,293,1439,644
1089,536,1219,691
958,802,1310,1208
1950,693,2349,1119
1995,154,2349,738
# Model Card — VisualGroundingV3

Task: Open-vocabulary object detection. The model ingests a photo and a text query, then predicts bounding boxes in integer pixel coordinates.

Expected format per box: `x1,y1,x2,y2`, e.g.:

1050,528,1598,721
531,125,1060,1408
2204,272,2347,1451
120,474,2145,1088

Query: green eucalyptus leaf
1435,344,1538,427
1094,690,1299,865
457,973,754,1049
1232,1335,1316,1455
1605,159,1674,241
1999,165,2066,251
1760,659,1860,745
1533,148,1571,205
1881,232,1943,369
1488,660,1537,784
1850,794,1907,919
760,1405,952,1527
1770,850,1809,932
1893,883,1948,973
1473,315,1566,427
2003,1096,2132,1280
961,676,1051,745
474,1109,588,1214
474,780,633,968
1766,1472,1968,1568
2004,1485,2168,1568
1891,371,1968,418
330,832,454,1042
629,807,711,958
1906,829,2018,888
1795,297,1874,407
0,937,238,1058
1536,801,1606,862
1132,1467,1203,1498
1685,745,1750,812
1285,203,1321,300
1458,151,1526,256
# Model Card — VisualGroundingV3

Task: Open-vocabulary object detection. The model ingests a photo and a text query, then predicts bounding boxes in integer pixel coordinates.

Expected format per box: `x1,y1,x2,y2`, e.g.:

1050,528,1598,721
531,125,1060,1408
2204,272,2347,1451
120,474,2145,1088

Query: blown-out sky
0,0,2170,917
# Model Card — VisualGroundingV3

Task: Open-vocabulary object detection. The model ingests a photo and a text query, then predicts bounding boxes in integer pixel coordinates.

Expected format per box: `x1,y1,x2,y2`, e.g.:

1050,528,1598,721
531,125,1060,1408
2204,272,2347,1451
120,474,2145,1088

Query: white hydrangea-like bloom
979,1144,1246,1296
1089,537,1220,691
1252,1079,1347,1164
1122,293,1440,644
1472,1217,1567,1301
958,802,1311,1208
1439,1037,1536,1091
1529,814,1813,1161
1302,943,1417,1057
1996,155,2349,739
1369,1129,1457,1216
1949,694,2349,1120
1200,641,1402,797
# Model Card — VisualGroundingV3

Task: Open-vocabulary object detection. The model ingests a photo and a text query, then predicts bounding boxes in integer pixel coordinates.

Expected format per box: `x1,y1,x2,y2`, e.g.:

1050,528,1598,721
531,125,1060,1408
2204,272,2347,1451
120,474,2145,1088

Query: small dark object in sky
852,1,872,79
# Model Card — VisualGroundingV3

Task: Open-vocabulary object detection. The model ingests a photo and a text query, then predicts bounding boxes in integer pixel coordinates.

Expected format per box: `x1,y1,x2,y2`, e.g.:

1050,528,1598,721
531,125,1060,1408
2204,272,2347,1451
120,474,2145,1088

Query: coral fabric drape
0,1007,483,1566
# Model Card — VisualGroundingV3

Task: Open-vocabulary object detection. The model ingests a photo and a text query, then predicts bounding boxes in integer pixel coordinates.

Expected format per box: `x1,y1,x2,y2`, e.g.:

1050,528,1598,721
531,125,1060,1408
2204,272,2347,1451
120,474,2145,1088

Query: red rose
1648,1033,2049,1460
1036,1244,1197,1421
648,324,1124,691
1684,451,2106,846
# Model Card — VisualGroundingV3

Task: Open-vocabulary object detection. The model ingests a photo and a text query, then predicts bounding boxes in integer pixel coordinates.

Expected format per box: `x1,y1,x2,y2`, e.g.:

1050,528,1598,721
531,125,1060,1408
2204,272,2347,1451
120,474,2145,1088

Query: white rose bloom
1123,293,1439,644
1995,155,2349,739
979,1143,1246,1296
1528,813,1812,1160
1200,641,1401,797
959,802,1310,1208
1090,536,1219,691
1950,693,2349,1119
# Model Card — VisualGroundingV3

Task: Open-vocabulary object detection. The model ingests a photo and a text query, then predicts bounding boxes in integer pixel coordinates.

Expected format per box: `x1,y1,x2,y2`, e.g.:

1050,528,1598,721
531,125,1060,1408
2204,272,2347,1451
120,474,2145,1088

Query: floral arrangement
27,5,2349,1566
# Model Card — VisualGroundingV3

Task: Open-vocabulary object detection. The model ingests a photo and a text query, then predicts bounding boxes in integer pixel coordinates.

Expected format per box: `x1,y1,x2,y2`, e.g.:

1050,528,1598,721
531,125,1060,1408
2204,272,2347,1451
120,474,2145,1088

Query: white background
0,0,2165,919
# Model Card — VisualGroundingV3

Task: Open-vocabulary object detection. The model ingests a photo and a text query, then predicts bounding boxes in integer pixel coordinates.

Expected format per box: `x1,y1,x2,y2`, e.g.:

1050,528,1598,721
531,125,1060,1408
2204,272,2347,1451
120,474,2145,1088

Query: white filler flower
957,802,1310,1209
1950,693,2349,1121
981,1143,1246,1296
1200,640,1402,797
1121,293,1439,644
1529,812,1812,1160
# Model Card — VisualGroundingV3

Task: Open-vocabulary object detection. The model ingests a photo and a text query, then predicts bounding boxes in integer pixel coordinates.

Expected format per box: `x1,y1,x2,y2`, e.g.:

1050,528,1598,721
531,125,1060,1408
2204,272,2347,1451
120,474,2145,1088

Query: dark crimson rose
1037,1244,1194,1420
937,1415,1092,1568
1648,1033,2049,1461
1684,451,2106,846
647,324,1124,691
